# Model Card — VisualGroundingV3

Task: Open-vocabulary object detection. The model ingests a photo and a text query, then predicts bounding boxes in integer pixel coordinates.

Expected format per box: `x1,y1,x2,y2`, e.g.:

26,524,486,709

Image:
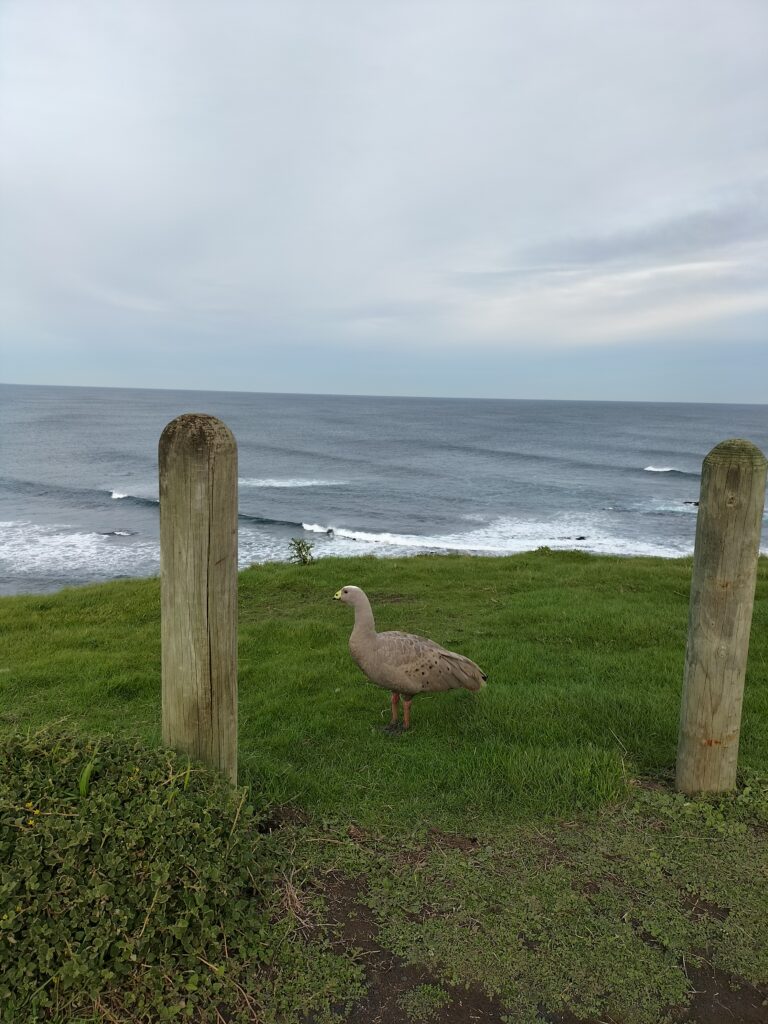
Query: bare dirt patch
673,962,768,1024
316,873,508,1023
312,872,768,1024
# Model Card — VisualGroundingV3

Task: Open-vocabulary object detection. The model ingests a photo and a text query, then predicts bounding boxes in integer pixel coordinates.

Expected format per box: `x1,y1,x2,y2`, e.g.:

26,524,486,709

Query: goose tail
463,667,488,692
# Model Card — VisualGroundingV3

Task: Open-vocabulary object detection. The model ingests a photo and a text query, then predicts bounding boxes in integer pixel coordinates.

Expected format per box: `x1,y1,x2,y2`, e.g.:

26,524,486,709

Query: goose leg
389,692,400,727
402,698,412,730
382,692,404,734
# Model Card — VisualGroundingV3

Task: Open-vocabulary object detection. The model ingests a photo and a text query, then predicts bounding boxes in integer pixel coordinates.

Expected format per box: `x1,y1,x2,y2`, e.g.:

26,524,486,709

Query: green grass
2,551,767,1023
1,551,767,832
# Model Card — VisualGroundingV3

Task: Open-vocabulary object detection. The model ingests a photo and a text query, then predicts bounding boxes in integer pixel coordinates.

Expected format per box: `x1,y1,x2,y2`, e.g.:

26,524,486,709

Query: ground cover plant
1,552,767,1022
0,730,364,1023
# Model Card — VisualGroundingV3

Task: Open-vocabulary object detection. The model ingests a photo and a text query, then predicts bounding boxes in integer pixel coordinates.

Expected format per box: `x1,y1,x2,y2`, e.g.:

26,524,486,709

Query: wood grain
159,414,238,784
676,439,767,794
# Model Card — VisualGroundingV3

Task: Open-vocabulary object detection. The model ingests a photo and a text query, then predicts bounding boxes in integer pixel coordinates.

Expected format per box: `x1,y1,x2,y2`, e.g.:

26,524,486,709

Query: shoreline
0,546,708,600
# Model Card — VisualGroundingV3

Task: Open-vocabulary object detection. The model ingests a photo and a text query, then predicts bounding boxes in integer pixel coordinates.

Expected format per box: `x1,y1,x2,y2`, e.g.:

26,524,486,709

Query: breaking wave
239,478,348,488
108,490,159,508
643,466,699,477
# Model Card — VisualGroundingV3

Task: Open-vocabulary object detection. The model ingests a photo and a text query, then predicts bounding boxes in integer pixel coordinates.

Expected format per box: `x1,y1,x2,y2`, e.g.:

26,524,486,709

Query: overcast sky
1,1,767,401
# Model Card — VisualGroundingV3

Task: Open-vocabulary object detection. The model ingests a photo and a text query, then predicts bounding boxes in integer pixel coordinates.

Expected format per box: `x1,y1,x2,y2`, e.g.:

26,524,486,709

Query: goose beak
333,590,342,600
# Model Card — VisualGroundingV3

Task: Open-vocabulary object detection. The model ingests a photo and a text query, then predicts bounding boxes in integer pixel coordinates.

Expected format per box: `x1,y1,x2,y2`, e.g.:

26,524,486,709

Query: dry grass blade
278,869,315,933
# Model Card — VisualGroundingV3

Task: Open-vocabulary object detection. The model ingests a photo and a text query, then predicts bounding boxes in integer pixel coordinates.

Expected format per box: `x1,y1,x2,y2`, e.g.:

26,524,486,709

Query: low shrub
0,729,362,1022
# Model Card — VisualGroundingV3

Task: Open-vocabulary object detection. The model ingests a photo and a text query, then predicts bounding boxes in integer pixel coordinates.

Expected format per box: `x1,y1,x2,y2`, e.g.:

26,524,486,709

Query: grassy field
1,551,767,1022
2,550,767,830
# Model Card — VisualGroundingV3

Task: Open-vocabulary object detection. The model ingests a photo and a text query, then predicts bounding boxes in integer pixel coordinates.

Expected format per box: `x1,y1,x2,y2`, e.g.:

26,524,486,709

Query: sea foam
0,522,159,579
300,513,691,559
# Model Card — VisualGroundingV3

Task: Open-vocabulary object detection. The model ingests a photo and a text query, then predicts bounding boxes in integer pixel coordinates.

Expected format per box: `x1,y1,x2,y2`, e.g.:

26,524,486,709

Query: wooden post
676,438,767,795
159,414,238,784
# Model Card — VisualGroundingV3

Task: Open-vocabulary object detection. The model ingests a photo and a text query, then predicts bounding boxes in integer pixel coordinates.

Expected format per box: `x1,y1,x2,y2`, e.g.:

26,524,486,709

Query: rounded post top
159,414,236,459
704,438,767,467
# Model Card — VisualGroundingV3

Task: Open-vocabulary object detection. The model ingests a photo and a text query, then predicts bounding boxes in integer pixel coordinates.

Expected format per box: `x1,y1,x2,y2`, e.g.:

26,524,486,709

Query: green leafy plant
0,729,363,1023
288,537,315,565
398,984,452,1020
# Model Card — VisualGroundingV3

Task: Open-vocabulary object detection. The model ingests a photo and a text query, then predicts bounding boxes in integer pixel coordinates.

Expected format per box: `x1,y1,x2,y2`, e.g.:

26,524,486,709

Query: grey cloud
447,190,768,326
524,192,768,270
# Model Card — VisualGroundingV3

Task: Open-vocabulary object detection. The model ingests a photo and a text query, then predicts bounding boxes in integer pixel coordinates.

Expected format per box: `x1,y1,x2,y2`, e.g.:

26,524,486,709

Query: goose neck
352,597,376,638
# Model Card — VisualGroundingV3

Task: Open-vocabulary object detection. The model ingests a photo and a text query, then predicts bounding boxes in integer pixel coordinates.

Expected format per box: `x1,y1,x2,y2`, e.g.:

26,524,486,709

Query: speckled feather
368,630,488,695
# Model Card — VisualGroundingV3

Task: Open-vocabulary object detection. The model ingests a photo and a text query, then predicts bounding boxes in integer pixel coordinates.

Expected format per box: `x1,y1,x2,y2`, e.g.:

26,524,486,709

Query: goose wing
377,630,487,694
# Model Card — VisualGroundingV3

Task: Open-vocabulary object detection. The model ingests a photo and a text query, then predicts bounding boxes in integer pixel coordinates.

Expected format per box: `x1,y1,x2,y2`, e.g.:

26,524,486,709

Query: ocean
1,383,766,596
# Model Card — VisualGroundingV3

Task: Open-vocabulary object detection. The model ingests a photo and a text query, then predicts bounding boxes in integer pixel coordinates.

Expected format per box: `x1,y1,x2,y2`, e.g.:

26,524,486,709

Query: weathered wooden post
159,414,238,784
676,438,767,795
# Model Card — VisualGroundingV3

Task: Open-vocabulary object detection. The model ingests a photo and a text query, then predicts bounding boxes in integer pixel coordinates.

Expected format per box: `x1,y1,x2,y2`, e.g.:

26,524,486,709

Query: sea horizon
3,380,766,409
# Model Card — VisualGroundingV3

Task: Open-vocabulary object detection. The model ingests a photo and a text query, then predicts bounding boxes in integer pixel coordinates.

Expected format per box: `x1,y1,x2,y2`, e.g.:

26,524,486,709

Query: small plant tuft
398,984,452,1021
288,537,315,565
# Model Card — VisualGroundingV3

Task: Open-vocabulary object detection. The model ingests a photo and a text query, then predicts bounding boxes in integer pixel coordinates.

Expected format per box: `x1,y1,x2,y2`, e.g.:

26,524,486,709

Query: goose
333,585,487,731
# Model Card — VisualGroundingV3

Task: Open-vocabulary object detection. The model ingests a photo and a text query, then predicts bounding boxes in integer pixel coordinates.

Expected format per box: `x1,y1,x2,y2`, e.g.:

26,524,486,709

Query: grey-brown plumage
333,585,487,730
